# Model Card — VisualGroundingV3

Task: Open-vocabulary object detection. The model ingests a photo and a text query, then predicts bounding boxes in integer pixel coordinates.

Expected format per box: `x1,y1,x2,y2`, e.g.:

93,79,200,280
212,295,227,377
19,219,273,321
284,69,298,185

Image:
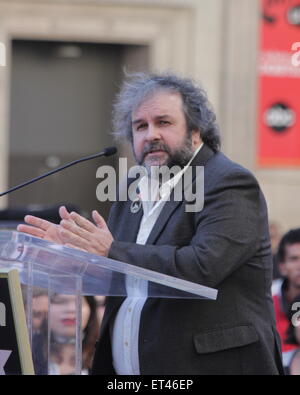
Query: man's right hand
17,206,71,244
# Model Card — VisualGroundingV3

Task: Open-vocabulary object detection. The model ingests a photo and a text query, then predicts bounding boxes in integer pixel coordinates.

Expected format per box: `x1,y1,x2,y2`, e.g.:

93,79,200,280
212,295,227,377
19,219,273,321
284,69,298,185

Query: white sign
0,42,6,67
0,302,6,327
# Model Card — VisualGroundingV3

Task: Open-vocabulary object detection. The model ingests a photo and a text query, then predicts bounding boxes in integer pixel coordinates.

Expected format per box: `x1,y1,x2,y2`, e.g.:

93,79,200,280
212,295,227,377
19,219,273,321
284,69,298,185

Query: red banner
257,0,300,167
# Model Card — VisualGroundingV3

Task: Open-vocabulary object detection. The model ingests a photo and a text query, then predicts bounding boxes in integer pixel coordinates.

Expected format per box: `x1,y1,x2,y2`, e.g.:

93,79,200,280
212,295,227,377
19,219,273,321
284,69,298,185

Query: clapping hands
17,206,113,257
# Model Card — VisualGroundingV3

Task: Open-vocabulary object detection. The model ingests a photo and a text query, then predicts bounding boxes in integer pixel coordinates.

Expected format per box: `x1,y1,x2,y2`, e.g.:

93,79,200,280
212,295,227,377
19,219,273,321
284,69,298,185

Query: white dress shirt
112,143,203,375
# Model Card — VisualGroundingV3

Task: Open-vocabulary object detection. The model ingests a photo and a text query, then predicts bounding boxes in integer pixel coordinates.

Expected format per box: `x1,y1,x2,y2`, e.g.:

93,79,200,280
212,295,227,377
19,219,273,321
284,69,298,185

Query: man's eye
137,124,147,130
159,120,170,125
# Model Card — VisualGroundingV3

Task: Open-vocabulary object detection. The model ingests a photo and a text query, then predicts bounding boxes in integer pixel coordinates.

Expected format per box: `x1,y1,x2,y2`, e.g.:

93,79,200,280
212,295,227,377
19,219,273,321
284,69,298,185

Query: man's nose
146,124,161,141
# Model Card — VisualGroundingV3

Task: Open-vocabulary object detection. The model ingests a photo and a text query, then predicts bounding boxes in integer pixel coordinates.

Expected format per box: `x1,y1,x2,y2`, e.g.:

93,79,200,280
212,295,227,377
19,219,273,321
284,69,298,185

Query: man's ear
279,262,287,277
191,130,202,148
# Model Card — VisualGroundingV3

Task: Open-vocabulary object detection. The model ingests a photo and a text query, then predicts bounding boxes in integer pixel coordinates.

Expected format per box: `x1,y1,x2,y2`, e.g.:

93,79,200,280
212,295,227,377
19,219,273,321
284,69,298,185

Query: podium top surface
0,231,217,300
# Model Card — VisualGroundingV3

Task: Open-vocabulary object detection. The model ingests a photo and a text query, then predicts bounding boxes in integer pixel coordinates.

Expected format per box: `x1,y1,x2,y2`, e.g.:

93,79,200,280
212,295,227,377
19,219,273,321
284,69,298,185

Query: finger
60,219,92,241
59,206,71,221
69,212,95,233
92,210,108,230
64,243,86,252
24,215,52,231
17,224,45,238
59,228,89,250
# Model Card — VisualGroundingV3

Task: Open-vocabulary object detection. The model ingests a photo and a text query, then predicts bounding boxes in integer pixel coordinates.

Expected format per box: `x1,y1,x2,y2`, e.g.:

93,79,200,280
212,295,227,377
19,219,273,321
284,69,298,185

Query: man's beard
134,134,195,177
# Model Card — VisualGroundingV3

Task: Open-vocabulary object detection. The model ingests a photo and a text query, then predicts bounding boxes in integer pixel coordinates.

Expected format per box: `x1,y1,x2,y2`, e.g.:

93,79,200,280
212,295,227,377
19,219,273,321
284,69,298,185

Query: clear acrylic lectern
0,230,217,375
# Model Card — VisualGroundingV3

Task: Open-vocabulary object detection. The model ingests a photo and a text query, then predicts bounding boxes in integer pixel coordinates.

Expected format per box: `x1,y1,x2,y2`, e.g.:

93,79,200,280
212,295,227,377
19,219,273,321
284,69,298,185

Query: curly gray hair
112,72,221,152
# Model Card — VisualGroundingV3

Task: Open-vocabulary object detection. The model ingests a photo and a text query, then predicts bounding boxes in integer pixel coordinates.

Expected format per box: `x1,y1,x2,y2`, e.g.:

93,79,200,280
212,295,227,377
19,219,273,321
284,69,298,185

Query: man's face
131,91,201,173
280,243,300,288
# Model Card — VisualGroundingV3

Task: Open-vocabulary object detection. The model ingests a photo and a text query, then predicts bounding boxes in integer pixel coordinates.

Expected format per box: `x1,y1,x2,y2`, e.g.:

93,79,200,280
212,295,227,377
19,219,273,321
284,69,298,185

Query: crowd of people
271,225,300,375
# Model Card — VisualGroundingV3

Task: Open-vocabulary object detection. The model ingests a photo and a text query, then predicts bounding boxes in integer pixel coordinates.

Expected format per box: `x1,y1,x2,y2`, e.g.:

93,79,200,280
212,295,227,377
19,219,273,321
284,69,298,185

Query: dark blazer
92,144,284,375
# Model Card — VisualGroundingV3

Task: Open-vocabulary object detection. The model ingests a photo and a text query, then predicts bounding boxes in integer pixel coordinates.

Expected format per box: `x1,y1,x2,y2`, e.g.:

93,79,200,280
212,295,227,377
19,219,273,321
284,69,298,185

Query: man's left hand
59,210,113,257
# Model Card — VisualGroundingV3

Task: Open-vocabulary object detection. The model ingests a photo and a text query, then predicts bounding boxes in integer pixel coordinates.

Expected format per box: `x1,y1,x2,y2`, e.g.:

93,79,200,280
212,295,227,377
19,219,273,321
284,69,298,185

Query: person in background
32,288,49,334
49,295,100,375
95,295,106,326
21,286,49,334
285,294,300,375
82,296,101,373
273,228,300,369
34,295,100,375
30,288,49,375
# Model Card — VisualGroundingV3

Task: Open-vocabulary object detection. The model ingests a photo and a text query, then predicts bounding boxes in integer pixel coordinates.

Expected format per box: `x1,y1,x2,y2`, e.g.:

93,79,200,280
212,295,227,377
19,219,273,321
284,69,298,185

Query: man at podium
18,73,284,375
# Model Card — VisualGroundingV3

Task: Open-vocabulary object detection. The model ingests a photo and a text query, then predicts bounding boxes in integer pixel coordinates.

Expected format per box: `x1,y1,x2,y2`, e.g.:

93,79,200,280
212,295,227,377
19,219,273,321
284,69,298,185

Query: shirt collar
138,142,204,203
160,142,203,199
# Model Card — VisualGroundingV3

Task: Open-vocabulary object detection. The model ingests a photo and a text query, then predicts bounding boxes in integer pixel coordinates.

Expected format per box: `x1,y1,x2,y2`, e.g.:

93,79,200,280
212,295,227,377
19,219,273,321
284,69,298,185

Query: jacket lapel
120,204,144,243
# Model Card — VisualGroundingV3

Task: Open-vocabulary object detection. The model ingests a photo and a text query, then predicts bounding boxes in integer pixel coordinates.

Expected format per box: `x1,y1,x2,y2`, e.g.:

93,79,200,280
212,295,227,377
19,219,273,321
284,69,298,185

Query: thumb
92,210,108,230
59,205,71,221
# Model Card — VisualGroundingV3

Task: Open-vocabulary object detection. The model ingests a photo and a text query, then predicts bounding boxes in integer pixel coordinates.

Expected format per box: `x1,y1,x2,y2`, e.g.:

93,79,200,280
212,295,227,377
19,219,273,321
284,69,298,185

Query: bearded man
18,72,284,375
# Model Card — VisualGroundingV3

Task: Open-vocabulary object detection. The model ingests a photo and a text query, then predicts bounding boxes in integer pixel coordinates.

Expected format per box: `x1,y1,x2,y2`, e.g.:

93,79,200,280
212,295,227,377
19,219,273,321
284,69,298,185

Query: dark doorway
8,39,148,221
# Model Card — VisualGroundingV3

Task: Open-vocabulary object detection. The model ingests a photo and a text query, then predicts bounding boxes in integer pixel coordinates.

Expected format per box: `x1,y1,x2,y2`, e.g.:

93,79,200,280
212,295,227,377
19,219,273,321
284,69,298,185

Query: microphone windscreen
104,146,118,157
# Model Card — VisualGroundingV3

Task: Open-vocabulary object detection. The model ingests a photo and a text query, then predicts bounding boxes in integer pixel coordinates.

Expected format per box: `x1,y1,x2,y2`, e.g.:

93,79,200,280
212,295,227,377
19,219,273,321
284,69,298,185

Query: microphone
0,146,117,197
